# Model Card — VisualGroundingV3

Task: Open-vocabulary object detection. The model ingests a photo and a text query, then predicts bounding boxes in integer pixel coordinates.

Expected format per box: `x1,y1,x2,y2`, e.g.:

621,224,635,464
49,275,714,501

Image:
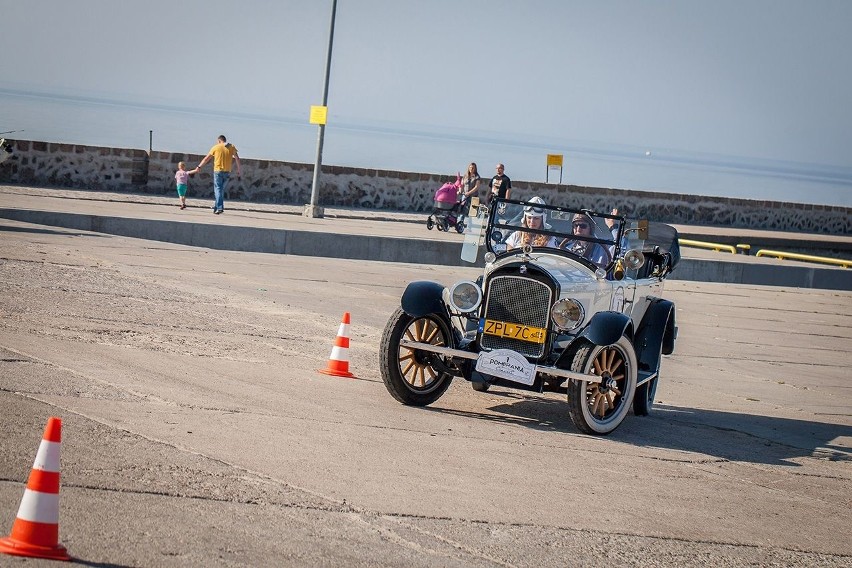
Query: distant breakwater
1,138,848,236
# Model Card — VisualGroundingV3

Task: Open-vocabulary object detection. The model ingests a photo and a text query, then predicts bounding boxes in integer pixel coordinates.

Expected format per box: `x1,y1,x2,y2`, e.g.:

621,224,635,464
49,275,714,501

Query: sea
2,90,851,208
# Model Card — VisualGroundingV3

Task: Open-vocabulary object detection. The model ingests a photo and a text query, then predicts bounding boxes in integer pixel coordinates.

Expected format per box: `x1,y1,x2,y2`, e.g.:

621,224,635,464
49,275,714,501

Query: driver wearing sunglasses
561,213,610,267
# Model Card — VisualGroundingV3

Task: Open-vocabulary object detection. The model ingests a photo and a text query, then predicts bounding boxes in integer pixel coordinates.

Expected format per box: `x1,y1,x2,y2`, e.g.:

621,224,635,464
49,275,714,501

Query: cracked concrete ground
0,217,850,567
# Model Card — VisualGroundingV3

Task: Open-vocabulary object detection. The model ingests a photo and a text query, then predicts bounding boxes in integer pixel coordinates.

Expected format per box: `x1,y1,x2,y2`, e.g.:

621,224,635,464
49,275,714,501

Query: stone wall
1,138,849,235
0,140,148,191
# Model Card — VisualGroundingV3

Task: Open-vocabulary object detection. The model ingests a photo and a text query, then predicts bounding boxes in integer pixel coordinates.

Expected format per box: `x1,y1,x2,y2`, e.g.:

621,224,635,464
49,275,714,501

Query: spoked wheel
379,307,454,406
567,336,637,435
426,217,435,230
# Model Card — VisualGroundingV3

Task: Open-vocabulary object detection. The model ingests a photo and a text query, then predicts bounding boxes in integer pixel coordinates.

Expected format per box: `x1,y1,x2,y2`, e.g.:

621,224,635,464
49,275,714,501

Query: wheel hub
599,372,616,393
414,351,432,365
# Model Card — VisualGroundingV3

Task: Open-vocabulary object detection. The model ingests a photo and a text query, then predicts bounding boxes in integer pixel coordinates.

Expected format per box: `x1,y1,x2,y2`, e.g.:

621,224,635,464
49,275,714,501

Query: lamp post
305,0,338,218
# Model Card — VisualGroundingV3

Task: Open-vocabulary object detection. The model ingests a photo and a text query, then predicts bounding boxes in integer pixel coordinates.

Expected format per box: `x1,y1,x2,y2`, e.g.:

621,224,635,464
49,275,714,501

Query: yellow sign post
546,153,564,183
309,105,328,125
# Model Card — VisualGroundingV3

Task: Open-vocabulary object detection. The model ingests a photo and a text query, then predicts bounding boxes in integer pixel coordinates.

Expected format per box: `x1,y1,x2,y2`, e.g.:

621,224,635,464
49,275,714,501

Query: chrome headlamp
550,298,585,331
448,281,482,313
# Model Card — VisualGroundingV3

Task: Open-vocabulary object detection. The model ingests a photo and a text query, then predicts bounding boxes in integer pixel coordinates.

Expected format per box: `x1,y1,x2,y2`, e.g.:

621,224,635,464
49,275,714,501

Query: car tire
567,336,637,435
471,381,490,392
634,311,670,416
379,307,454,406
633,374,658,417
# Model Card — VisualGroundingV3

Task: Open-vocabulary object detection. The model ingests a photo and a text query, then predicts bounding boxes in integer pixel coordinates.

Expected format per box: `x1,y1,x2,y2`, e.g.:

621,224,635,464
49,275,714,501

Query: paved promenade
0,213,849,566
1,184,850,289
1,185,850,566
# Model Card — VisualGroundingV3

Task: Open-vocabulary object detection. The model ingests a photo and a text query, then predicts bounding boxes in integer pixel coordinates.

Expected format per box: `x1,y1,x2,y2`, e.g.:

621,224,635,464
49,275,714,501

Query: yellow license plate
483,319,547,344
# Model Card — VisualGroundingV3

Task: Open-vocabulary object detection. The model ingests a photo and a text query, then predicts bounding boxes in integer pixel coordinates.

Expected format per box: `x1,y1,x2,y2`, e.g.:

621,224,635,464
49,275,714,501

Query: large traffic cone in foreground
318,312,356,378
0,417,70,561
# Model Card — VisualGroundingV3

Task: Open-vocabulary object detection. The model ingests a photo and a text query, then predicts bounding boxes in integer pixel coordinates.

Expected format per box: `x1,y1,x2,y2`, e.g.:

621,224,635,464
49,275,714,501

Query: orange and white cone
318,312,356,378
0,417,70,561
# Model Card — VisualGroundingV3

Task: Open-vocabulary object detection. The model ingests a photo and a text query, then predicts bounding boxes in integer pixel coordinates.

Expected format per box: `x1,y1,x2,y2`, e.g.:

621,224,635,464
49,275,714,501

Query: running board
637,371,658,387
400,340,603,384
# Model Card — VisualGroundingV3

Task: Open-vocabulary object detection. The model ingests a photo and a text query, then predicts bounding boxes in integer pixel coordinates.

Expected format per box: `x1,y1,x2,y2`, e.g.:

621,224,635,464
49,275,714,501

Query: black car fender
578,311,633,347
554,311,632,371
634,299,676,374
401,281,448,318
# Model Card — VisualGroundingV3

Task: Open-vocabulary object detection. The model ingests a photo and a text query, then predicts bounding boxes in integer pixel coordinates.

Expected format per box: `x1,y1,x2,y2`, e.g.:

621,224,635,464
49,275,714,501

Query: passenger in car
505,196,559,250
605,207,626,252
560,213,611,267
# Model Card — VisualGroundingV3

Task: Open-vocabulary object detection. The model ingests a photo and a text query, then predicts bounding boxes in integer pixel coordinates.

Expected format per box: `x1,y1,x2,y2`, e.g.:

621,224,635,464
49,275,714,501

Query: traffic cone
318,312,356,378
0,417,70,561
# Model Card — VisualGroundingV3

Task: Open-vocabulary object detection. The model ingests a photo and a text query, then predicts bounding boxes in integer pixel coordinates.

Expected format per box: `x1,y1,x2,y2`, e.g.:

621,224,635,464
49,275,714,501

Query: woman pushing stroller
426,172,466,232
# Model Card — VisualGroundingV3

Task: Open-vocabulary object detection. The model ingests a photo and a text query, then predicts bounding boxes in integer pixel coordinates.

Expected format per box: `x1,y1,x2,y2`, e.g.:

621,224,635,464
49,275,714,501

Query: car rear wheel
567,336,637,435
379,308,454,406
634,310,671,416
633,375,658,416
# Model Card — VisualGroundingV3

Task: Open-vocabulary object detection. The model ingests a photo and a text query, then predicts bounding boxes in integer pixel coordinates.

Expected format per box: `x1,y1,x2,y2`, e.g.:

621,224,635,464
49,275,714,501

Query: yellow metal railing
755,250,851,269
678,239,736,254
678,238,850,268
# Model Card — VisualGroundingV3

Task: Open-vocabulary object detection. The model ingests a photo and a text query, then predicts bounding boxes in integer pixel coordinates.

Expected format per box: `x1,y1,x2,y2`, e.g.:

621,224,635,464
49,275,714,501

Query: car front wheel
379,308,454,406
567,336,637,435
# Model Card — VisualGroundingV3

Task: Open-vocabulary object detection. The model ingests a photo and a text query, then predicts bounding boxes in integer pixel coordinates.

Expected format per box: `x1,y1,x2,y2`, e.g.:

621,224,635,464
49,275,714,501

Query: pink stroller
426,174,466,233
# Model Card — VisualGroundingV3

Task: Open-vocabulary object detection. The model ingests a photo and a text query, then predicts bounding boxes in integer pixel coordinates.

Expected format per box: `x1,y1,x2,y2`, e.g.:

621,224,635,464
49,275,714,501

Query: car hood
486,252,601,285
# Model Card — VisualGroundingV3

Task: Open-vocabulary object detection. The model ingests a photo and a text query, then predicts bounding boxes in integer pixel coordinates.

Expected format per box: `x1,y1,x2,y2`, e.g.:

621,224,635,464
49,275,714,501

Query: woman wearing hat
560,213,612,267
505,197,558,250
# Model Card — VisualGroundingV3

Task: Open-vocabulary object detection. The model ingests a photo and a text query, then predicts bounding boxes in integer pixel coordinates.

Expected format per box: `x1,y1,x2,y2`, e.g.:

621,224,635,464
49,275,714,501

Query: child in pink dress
174,162,199,210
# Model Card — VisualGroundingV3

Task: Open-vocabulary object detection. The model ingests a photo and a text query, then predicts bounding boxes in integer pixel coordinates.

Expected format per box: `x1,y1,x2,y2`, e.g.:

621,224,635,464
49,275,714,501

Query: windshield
485,198,624,271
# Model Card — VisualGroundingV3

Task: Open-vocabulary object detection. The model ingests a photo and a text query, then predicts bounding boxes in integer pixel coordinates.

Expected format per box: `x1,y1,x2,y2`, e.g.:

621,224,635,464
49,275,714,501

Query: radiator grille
480,275,552,359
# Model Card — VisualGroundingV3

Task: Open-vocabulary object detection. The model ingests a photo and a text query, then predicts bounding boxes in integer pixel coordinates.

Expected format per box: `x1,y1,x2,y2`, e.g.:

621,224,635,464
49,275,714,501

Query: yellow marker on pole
310,105,328,125
546,153,564,183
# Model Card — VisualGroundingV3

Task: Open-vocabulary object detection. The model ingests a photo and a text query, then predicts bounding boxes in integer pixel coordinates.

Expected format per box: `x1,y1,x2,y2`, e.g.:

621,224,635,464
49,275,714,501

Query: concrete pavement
1,184,850,289
0,219,849,566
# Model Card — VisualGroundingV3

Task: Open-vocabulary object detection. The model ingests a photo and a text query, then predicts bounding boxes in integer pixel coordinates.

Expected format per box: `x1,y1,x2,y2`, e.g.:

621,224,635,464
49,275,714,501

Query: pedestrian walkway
1,184,850,290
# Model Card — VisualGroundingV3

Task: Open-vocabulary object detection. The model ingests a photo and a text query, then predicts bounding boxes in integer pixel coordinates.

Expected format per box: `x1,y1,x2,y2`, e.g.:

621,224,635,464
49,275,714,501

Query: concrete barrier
1,206,849,290
669,257,852,291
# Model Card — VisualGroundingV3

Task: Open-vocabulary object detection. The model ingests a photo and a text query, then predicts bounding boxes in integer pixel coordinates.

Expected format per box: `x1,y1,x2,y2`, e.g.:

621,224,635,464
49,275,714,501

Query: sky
1,0,851,206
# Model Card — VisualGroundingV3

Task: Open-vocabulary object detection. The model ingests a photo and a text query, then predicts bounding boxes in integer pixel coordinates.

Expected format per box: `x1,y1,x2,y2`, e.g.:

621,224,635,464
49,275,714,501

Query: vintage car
379,197,680,435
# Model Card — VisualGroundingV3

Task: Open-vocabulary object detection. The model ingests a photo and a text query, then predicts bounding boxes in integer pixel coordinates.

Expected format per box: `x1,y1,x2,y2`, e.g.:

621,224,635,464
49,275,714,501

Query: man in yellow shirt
197,134,241,214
